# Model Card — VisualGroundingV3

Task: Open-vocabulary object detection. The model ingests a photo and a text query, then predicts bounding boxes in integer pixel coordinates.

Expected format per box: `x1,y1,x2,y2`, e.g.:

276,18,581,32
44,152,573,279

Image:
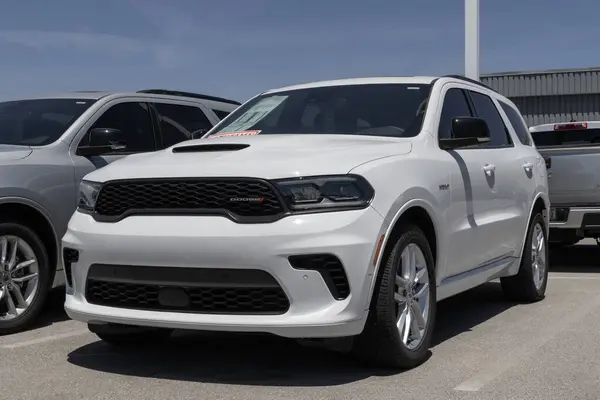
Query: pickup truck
529,121,600,247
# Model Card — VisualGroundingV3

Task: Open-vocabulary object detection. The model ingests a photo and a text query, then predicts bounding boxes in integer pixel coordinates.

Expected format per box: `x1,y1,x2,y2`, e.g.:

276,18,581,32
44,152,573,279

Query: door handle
482,164,496,175
522,162,534,171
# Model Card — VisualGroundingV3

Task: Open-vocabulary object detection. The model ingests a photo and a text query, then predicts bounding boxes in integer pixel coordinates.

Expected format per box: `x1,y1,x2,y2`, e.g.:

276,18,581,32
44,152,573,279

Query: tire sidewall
0,222,51,333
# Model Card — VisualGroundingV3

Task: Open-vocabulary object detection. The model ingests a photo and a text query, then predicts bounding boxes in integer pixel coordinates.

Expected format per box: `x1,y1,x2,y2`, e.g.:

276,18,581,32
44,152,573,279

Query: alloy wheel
394,243,430,350
530,223,546,291
0,235,39,321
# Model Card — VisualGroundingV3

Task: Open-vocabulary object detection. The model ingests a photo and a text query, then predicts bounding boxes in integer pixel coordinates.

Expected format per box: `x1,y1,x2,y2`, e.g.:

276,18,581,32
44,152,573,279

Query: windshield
0,98,96,146
531,128,600,148
208,83,431,138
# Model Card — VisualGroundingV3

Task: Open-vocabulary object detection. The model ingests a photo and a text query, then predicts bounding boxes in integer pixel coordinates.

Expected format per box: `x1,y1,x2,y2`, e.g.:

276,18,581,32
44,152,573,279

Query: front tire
88,323,173,347
351,224,436,369
0,222,51,335
501,211,548,302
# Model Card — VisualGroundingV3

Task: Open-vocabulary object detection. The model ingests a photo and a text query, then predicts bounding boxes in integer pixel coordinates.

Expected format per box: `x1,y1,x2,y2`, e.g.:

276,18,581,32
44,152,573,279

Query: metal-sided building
480,67,600,126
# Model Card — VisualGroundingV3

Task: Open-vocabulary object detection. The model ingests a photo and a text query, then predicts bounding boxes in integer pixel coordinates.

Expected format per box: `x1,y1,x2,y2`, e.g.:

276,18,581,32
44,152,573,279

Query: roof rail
136,89,241,105
441,75,498,93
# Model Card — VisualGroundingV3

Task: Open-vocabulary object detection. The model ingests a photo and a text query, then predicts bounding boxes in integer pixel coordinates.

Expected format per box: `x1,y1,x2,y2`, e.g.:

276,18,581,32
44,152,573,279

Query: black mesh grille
86,281,289,314
94,178,284,220
288,254,350,300
84,265,290,315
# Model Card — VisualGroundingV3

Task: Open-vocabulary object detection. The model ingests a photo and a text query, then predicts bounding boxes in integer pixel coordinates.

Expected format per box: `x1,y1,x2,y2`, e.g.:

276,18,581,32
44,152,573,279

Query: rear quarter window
499,101,532,146
530,128,600,148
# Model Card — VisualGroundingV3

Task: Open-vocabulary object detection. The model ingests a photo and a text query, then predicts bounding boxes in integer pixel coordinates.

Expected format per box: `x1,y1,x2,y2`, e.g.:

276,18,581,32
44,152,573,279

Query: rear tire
351,224,436,369
501,211,548,303
88,323,173,347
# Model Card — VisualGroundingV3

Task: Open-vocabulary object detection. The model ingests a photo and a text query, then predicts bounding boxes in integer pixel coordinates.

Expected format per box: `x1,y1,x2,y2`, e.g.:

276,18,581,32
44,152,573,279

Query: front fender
351,155,450,310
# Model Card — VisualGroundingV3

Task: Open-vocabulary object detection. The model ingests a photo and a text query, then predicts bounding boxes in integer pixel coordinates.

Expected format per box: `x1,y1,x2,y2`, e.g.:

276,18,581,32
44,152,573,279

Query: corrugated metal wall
511,94,600,126
481,68,600,126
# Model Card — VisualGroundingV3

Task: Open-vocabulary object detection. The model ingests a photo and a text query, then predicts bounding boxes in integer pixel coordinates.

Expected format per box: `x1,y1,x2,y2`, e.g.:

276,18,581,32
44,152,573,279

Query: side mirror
440,117,491,150
77,128,127,156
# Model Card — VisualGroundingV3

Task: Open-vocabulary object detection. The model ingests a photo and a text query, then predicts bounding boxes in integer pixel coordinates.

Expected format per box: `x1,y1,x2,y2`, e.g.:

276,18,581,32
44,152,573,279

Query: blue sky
1,0,599,102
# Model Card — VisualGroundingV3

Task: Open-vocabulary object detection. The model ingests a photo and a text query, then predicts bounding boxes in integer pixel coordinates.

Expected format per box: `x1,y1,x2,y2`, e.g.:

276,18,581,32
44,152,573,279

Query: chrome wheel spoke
402,308,412,344
12,259,36,273
0,237,7,265
397,304,408,333
10,285,27,308
4,290,17,316
12,272,38,283
8,239,18,269
409,307,422,339
415,282,429,299
415,267,426,283
411,302,426,329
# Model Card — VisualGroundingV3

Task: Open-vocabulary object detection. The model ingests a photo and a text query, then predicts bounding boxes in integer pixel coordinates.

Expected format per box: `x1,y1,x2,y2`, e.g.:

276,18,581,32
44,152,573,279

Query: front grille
288,254,350,300
94,178,285,222
84,265,290,315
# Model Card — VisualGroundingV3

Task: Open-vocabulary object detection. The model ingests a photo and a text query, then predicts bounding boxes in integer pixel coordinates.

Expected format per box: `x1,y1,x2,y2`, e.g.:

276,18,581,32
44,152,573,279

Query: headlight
273,174,374,212
78,180,102,212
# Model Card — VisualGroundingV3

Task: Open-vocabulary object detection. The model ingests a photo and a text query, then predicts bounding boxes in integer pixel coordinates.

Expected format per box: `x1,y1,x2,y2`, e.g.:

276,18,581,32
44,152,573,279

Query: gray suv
0,89,240,333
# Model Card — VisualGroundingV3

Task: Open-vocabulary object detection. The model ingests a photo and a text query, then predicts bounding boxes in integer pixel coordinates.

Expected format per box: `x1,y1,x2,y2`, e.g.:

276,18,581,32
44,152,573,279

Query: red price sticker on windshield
210,130,261,138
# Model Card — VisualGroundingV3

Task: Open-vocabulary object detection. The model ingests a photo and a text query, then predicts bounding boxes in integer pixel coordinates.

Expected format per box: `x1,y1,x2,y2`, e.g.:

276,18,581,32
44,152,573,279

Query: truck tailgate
537,146,600,206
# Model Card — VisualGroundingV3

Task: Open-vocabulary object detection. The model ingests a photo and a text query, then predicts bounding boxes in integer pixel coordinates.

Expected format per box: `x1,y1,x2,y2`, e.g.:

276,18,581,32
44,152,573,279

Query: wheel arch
518,191,549,260
364,198,440,309
0,197,59,275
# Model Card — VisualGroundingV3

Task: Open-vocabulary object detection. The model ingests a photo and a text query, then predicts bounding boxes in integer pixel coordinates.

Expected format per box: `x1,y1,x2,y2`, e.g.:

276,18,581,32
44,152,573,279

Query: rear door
529,122,600,206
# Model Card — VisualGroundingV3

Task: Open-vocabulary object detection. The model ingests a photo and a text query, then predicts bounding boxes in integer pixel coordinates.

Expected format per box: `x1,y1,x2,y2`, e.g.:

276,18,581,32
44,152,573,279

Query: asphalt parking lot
1,240,599,400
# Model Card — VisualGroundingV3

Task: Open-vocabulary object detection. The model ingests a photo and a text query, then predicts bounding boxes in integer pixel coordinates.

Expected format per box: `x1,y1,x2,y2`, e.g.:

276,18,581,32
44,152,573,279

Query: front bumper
62,206,386,338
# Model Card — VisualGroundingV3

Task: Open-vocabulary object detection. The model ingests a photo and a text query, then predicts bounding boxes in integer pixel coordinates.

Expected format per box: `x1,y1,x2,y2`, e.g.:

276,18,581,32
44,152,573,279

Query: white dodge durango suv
63,75,550,368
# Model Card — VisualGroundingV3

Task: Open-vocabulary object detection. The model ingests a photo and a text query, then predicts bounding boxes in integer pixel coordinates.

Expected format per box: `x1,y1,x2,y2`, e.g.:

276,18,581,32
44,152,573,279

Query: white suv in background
63,75,550,369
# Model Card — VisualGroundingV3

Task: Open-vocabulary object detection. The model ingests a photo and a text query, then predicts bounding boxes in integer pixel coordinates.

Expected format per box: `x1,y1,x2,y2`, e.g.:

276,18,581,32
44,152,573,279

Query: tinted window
208,84,432,138
81,102,155,152
531,128,600,148
469,91,512,146
0,99,95,146
212,109,230,120
154,103,213,147
438,88,473,139
499,102,531,146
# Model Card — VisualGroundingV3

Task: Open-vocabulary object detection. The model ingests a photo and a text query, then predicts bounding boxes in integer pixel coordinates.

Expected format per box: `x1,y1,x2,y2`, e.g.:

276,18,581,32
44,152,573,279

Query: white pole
465,0,480,81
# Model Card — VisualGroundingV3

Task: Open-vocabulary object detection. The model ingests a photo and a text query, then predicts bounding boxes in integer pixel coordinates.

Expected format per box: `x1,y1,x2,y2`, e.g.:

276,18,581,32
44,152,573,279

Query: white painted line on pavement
0,329,90,349
454,294,600,392
549,273,600,280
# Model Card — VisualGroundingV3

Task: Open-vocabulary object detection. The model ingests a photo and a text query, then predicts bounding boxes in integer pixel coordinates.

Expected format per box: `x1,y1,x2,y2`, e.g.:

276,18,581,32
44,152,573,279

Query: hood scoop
172,143,250,153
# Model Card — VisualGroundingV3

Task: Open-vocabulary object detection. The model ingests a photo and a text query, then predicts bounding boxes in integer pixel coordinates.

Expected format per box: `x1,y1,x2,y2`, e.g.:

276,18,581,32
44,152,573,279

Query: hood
87,134,412,182
0,145,33,162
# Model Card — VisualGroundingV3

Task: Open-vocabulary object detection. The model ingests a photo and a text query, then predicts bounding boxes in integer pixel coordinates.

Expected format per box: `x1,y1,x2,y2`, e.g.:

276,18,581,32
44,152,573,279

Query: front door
70,100,157,207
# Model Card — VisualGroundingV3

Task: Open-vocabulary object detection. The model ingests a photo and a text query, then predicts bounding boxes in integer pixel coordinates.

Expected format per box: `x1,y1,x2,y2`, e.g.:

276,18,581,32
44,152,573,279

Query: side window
438,88,473,139
212,109,230,120
499,101,532,146
153,103,214,148
468,91,512,147
80,102,155,152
